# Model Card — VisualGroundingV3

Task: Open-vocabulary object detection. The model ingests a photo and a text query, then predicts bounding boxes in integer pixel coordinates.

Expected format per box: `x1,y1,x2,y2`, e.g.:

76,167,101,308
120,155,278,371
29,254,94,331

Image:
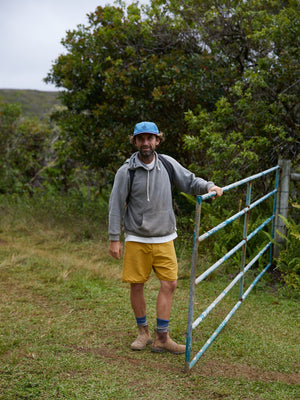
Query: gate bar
192,242,271,329
189,260,272,369
198,189,277,242
201,166,280,201
195,215,274,285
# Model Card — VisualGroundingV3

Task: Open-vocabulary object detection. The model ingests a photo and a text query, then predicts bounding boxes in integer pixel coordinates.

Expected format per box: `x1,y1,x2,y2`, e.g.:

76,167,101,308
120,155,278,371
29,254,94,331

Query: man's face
135,133,160,162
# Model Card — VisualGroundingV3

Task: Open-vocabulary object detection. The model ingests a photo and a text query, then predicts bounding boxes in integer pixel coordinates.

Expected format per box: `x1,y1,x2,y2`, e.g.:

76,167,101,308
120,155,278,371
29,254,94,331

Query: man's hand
109,240,123,259
208,185,223,200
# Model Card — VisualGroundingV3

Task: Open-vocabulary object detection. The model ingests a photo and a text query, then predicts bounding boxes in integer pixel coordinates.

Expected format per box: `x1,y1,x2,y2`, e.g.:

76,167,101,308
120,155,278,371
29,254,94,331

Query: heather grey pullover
108,152,215,241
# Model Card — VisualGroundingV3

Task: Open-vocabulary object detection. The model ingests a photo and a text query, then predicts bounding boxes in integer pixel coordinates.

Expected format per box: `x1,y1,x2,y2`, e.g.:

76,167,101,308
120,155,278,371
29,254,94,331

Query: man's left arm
162,155,223,197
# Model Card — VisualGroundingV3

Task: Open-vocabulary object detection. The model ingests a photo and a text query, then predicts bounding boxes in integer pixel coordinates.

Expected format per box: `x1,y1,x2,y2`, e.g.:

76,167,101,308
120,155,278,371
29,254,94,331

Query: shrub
275,205,300,295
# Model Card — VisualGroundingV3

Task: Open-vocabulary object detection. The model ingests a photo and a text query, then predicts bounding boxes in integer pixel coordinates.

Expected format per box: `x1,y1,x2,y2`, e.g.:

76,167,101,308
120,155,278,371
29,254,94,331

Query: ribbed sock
136,315,147,327
156,318,169,333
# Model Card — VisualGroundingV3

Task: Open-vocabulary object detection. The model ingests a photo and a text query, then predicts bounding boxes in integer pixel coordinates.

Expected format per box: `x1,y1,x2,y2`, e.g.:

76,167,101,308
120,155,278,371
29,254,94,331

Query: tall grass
0,191,108,240
0,194,299,399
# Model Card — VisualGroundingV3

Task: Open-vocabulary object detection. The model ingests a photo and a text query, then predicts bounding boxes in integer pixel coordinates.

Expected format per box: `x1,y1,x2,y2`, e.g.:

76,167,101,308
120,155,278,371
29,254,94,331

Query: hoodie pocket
139,210,175,236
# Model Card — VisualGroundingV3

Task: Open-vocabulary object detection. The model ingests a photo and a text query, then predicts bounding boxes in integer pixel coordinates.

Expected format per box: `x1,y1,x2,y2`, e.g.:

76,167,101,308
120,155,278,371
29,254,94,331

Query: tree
45,2,225,181
46,0,299,188
165,0,300,183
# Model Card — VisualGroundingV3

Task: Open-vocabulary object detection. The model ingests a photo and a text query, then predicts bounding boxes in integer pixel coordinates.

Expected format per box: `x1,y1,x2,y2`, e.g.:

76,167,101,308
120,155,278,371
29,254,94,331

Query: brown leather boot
151,330,186,354
130,325,152,350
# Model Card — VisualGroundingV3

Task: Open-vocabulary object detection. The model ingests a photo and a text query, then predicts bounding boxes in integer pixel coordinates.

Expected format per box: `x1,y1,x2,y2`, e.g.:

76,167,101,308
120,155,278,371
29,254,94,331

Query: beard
139,147,155,161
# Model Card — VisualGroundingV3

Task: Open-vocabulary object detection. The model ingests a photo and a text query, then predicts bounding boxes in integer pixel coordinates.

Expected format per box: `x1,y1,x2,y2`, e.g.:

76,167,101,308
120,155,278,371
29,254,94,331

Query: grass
0,195,299,399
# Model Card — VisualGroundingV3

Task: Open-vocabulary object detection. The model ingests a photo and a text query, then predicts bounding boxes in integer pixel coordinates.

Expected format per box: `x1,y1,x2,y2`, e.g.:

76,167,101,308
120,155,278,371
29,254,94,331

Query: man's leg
122,242,153,350
156,280,177,320
130,283,152,350
152,280,186,354
130,283,146,317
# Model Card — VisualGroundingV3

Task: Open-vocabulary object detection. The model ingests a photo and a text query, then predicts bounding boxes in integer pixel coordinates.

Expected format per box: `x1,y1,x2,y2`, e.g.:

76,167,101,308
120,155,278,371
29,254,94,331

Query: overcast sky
0,0,142,92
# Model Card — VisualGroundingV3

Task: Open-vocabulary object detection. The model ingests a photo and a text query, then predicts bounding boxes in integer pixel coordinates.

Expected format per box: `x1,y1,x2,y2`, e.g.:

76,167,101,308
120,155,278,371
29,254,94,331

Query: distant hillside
0,89,61,119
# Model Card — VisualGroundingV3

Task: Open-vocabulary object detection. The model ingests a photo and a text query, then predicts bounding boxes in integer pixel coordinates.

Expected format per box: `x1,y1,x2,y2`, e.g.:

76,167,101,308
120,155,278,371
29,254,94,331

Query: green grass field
0,196,299,399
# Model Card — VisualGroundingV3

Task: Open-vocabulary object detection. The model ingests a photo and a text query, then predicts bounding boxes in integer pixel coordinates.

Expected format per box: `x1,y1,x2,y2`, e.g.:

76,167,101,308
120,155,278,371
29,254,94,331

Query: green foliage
178,0,300,185
0,97,107,195
0,100,54,193
275,205,300,295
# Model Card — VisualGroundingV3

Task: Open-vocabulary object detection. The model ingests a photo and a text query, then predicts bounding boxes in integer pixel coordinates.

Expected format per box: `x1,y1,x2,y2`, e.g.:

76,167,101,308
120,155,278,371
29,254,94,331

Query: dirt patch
74,345,159,369
199,359,300,385
73,345,299,385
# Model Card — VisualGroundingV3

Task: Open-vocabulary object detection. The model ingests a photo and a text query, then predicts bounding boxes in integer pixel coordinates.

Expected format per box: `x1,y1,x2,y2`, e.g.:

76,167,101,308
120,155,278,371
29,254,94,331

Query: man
109,121,223,354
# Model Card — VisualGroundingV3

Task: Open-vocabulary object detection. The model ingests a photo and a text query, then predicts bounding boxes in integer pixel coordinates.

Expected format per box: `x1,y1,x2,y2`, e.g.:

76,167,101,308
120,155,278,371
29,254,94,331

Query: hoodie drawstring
146,160,160,201
147,169,150,202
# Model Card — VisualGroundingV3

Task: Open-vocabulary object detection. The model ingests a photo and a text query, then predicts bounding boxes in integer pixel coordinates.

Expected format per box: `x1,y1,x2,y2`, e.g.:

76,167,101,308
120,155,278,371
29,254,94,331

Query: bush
275,205,300,295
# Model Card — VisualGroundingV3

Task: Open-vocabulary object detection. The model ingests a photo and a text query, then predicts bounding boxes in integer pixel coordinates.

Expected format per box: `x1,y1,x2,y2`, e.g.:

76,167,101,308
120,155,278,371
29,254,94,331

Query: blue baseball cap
133,121,159,136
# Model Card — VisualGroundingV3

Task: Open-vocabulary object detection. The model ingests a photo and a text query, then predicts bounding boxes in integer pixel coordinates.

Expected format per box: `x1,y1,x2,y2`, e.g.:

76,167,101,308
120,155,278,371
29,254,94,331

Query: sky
0,0,142,92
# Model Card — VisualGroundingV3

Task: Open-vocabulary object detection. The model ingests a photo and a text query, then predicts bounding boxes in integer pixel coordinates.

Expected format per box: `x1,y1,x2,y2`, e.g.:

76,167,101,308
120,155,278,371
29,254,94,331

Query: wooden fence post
274,159,291,259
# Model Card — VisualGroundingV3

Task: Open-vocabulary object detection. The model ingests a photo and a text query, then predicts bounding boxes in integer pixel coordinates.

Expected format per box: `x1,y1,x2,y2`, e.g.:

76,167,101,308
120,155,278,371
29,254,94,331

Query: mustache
140,145,153,150
140,147,153,151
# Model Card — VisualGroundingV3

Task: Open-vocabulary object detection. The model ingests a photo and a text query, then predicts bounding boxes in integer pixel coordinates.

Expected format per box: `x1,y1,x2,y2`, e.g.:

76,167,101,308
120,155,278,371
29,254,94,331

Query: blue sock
136,315,147,327
156,318,169,333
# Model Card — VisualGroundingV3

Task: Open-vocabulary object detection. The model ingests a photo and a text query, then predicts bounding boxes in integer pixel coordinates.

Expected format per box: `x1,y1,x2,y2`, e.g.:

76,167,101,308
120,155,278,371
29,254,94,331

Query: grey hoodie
108,152,215,241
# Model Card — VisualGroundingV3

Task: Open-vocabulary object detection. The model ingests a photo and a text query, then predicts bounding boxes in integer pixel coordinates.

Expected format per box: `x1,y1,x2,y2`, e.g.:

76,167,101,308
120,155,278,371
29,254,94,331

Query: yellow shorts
122,241,178,283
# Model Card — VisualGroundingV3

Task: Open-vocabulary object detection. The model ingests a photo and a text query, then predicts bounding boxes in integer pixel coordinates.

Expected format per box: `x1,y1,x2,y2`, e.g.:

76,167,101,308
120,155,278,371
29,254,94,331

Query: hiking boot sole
151,346,185,354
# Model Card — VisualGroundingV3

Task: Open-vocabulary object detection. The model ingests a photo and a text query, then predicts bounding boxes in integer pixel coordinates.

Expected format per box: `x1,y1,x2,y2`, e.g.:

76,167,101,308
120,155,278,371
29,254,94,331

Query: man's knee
160,280,177,294
131,282,144,294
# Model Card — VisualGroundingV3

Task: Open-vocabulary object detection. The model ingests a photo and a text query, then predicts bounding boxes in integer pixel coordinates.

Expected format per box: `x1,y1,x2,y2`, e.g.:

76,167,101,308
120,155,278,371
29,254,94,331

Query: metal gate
185,165,280,371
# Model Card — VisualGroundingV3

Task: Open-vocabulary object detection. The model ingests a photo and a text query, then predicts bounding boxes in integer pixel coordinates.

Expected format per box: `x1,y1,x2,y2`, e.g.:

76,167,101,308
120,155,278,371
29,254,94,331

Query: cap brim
133,131,158,136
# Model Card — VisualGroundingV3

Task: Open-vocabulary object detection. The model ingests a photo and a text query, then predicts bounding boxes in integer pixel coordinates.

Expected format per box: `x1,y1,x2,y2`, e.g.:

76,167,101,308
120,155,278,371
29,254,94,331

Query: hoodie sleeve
163,155,215,195
108,164,130,241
